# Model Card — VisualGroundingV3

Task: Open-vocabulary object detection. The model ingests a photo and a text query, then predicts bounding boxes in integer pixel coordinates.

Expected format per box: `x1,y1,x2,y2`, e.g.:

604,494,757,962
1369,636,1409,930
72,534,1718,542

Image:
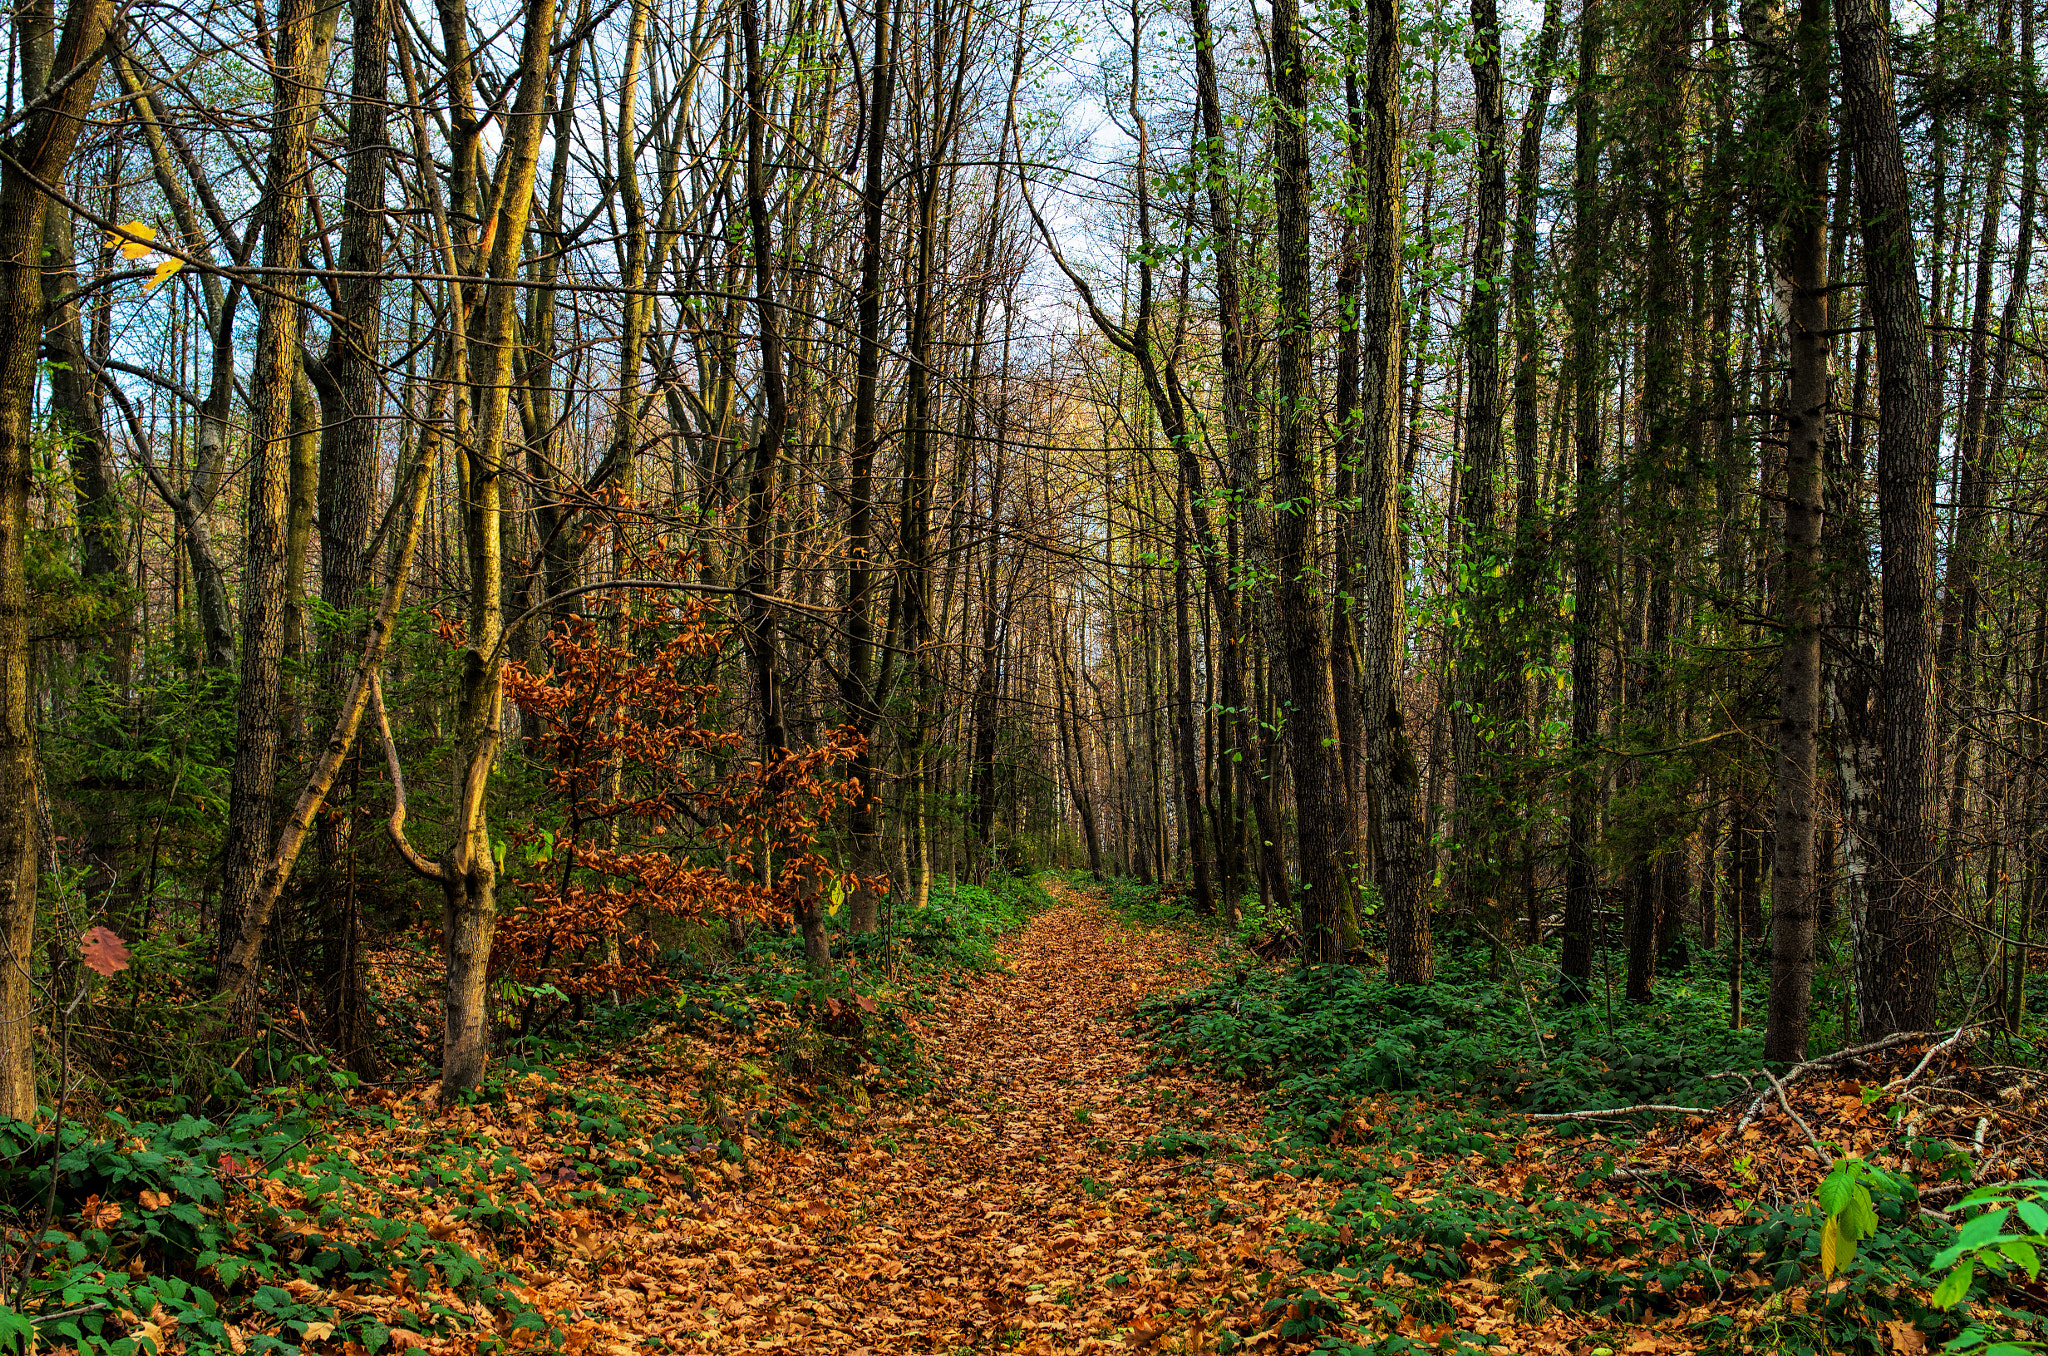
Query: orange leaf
81,926,130,977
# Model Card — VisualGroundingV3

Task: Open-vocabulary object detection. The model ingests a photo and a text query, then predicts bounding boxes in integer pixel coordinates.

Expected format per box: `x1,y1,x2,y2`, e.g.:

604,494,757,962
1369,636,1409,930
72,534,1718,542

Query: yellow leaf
1820,1215,1841,1278
144,257,184,291
300,1320,336,1341
104,220,155,258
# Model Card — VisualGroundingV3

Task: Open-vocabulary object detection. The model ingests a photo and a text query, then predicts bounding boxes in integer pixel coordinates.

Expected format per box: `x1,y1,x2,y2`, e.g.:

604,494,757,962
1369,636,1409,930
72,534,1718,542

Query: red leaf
80,927,130,978
856,996,878,1014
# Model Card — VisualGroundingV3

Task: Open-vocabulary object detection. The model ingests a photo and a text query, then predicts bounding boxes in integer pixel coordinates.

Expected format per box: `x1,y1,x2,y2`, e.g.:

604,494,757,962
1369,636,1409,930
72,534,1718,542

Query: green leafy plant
1928,1179,2048,1355
1816,1155,1905,1279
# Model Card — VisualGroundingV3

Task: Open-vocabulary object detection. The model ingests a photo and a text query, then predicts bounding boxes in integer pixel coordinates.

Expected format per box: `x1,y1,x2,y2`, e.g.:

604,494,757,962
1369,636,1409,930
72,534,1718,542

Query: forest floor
32,882,2039,1355
559,883,1339,1353
542,884,1693,1355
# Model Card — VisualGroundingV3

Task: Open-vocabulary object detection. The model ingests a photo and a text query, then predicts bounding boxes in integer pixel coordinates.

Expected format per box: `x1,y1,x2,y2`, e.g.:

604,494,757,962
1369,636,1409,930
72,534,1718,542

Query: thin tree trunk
840,0,900,933
1561,0,1606,1001
1271,0,1361,962
1452,0,1508,915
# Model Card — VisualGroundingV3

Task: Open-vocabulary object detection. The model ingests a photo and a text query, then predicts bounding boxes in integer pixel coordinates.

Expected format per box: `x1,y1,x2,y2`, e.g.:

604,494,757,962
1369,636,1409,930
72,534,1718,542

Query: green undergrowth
0,1062,663,1354
1140,946,1764,1129
498,871,1055,1091
1248,1145,2007,1356
1131,1032,2033,1356
1111,883,2045,1354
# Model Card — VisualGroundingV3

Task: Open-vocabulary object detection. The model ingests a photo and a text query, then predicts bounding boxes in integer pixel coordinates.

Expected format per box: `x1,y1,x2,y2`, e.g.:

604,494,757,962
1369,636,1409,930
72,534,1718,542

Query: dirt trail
593,886,1337,1353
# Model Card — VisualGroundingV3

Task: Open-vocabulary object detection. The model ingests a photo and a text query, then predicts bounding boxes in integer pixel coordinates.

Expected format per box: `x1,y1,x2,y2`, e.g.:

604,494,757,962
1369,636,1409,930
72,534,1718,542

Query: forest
0,0,2044,1346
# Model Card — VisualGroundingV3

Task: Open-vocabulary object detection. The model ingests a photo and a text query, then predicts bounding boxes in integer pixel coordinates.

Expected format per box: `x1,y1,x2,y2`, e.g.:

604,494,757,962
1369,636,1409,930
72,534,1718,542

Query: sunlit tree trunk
0,0,111,1119
440,0,556,1092
217,0,337,1025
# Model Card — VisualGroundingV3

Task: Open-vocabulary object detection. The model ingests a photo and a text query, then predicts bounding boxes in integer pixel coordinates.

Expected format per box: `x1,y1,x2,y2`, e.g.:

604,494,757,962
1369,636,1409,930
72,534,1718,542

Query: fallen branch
1736,1030,1953,1131
1607,1164,1702,1183
1884,1024,1986,1095
1529,1104,1716,1122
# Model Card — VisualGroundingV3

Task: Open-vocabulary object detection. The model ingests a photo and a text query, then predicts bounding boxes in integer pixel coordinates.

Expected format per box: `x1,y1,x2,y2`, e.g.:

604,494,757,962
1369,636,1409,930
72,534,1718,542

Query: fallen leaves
487,887,1324,1353
152,882,2028,1355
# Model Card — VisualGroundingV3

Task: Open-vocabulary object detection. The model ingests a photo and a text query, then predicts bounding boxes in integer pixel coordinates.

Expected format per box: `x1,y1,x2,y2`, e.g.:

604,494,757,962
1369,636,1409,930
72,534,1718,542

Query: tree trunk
1756,0,1833,1061
1452,0,1508,915
839,0,899,933
1351,0,1424,979
1173,477,1214,911
440,0,556,1095
217,0,335,1024
1271,0,1361,963
307,0,394,1071
738,0,827,971
1561,0,1606,1001
1837,0,1945,1036
1192,0,1265,911
0,0,111,1119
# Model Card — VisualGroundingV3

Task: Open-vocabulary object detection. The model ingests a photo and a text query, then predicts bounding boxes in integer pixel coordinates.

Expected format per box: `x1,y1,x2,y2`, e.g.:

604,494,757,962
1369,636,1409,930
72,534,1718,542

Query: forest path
620,883,1339,1354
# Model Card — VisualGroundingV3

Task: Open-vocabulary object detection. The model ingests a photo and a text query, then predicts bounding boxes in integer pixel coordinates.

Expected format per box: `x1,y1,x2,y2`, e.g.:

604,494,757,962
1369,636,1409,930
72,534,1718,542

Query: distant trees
1,0,2042,1100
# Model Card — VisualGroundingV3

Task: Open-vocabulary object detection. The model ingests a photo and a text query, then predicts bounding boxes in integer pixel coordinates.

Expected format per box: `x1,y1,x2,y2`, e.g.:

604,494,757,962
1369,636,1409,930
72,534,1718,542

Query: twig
1609,1164,1682,1182
1707,1070,1759,1102
1529,1104,1717,1122
1766,1069,1832,1165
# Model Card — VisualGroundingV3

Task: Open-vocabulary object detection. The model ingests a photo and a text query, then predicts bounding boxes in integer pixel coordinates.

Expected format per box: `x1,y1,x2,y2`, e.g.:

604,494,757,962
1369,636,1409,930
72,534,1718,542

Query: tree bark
738,0,827,971
439,0,556,1095
1271,0,1362,963
308,0,394,1070
0,0,111,1119
1561,0,1606,1001
1452,0,1509,915
1837,0,1945,1036
1191,0,1265,908
840,0,899,933
217,0,335,1024
1755,0,1833,1061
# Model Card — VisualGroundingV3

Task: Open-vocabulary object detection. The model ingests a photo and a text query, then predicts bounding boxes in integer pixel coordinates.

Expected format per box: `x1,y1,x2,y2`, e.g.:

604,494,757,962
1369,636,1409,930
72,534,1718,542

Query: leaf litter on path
558,885,1328,1354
